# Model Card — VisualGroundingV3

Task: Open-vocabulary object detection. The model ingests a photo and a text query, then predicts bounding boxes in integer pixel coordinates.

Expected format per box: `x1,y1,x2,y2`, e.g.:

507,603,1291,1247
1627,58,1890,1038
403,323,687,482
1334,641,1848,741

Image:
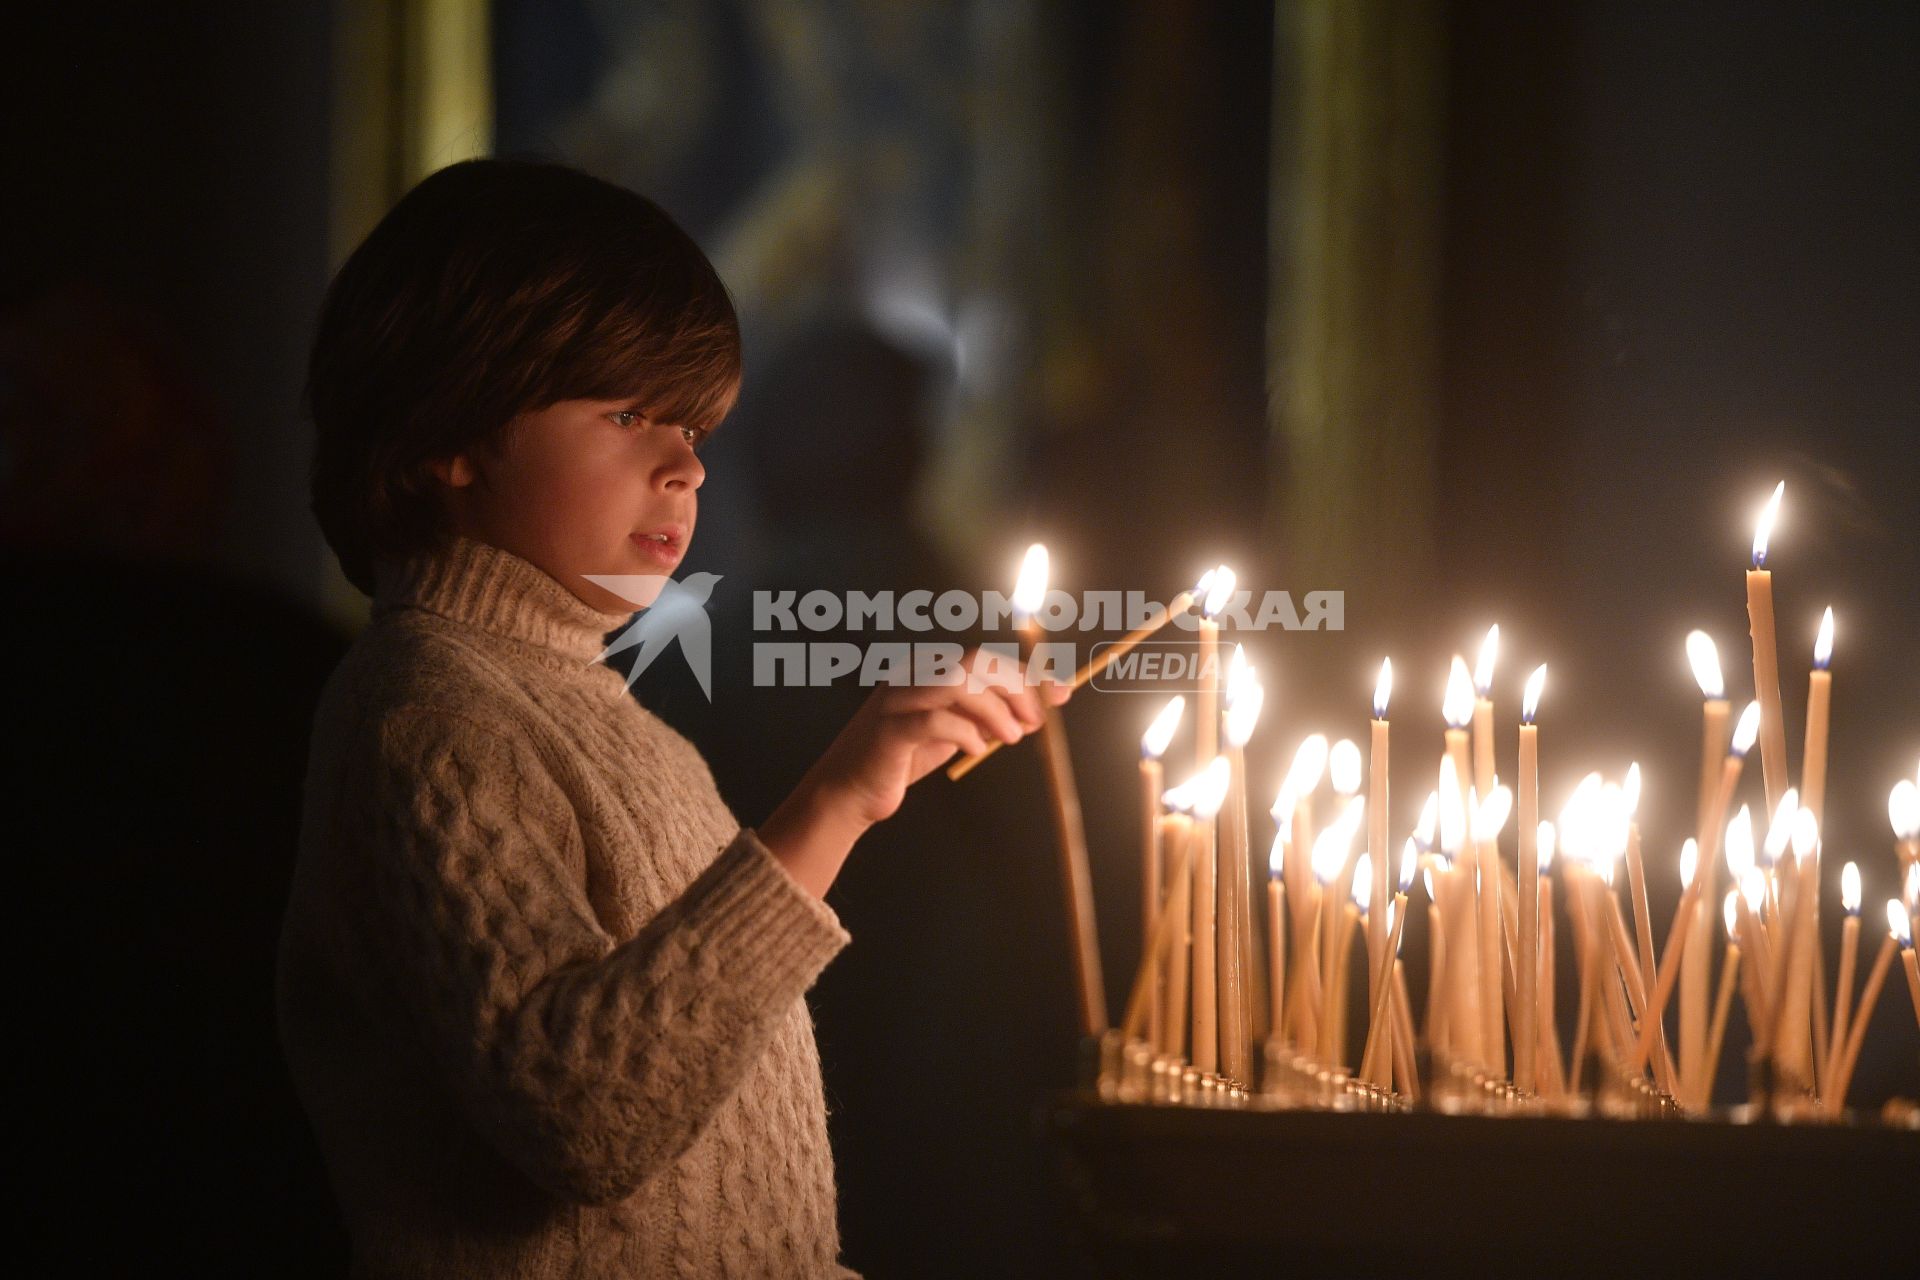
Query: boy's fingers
913,708,990,759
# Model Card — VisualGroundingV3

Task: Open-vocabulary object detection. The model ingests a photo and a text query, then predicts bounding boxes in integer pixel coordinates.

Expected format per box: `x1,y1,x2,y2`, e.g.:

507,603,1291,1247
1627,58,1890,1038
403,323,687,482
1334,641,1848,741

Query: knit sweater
276,532,856,1278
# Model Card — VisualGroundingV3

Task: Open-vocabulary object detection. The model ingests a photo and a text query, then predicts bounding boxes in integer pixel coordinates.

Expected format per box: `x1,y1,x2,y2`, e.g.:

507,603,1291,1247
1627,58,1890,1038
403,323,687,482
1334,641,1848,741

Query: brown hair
307,157,741,595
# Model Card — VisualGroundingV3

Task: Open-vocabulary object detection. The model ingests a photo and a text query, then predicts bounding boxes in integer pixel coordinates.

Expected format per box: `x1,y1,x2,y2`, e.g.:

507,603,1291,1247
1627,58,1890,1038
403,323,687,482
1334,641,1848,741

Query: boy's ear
427,454,476,488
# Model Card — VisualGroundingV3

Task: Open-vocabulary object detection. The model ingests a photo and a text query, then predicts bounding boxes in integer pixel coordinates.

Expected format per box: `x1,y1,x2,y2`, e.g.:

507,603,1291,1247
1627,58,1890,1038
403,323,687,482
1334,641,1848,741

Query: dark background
5,2,1915,1274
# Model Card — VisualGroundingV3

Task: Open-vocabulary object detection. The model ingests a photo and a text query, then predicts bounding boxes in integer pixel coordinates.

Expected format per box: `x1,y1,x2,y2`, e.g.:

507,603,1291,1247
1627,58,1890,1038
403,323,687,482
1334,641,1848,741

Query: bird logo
584,571,723,700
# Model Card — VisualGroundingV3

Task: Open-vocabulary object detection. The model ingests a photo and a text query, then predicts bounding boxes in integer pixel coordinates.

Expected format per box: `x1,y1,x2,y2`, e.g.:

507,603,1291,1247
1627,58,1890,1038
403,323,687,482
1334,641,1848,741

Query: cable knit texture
277,532,856,1278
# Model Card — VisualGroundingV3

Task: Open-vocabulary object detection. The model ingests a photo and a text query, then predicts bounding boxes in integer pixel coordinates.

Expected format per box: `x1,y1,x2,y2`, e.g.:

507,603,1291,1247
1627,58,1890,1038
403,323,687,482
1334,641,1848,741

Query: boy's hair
307,157,741,595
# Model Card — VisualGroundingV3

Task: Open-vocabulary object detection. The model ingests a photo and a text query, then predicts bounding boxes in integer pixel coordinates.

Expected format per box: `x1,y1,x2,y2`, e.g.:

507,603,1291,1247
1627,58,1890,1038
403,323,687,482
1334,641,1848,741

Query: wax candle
1619,765,1673,1087
1195,566,1234,771
1472,784,1513,1077
1279,735,1328,1031
1772,809,1822,1086
1139,697,1184,1053
1823,862,1861,1093
1699,892,1744,1110
1188,756,1231,1073
1891,780,1920,873
1441,664,1482,1065
1121,804,1197,1044
1517,664,1544,1092
1683,630,1729,1095
1537,822,1562,1096
1746,481,1789,811
1326,740,1364,1057
1220,652,1263,1081
1797,608,1836,1083
1267,833,1287,1051
1368,659,1392,1010
1825,901,1906,1116
1359,897,1409,1084
1471,625,1499,799
1311,802,1363,1063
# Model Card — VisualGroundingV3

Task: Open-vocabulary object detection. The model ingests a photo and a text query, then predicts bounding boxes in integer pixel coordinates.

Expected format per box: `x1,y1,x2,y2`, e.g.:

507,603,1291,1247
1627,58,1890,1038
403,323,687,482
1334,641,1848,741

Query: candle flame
1741,866,1766,913
1423,867,1437,901
1351,853,1373,913
1595,848,1618,889
1286,734,1329,797
1813,606,1834,670
1443,655,1475,728
1311,816,1355,886
1751,480,1784,568
1763,788,1800,866
1416,791,1439,850
1200,565,1237,619
1474,625,1500,697
1907,863,1919,910
1790,809,1819,862
1723,890,1740,939
1192,755,1232,819
1142,696,1186,760
1725,805,1755,880
1731,701,1762,756
1389,900,1402,948
1270,782,1296,832
1623,762,1642,818
1538,820,1557,870
1012,544,1049,616
1890,779,1920,840
1438,756,1466,855
1224,670,1265,749
1227,643,1252,699
1329,738,1363,797
1473,784,1514,844
1161,774,1195,814
1686,630,1725,701
1522,664,1547,723
1841,861,1861,914
1399,838,1418,893
1373,657,1393,720
1888,900,1913,946
1599,782,1630,860
1269,831,1286,879
1679,838,1699,890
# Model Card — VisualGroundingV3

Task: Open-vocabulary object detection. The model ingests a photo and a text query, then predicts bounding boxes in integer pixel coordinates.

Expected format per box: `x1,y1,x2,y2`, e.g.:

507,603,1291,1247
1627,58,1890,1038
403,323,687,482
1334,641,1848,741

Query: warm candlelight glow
1623,762,1642,818
1269,831,1286,878
1443,655,1475,728
1725,805,1756,880
1224,659,1264,749
1751,480,1784,568
1329,739,1362,797
1686,630,1725,700
1888,900,1913,946
1373,657,1393,720
1474,625,1500,698
1538,821,1557,869
1200,565,1237,619
1906,863,1919,909
1812,606,1834,670
1841,861,1861,915
1724,890,1740,939
1351,853,1373,913
1679,838,1699,890
1790,809,1819,862
1416,792,1439,850
1312,814,1356,886
1012,543,1049,616
1283,735,1329,803
1398,839,1417,892
1732,701,1762,756
1891,779,1920,839
1192,755,1232,818
1521,663,1546,724
1142,696,1185,760
1762,788,1800,866
1741,867,1766,914
1473,784,1514,843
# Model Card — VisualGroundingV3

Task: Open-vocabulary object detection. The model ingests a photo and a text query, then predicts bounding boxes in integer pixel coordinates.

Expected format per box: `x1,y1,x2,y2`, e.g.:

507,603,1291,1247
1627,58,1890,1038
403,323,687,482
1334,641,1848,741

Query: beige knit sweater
277,532,856,1278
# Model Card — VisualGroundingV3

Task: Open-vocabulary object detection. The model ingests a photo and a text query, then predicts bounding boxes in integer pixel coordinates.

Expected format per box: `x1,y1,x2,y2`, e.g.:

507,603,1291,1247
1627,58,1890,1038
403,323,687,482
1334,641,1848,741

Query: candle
1187,756,1231,1073
1517,664,1544,1092
1311,802,1363,1062
1391,961,1420,1101
1139,698,1184,1050
1195,566,1234,771
1359,897,1409,1083
1267,834,1287,1051
1891,779,1920,873
1120,805,1197,1043
1437,752,1480,1065
1902,940,1920,1033
1220,651,1263,1081
1619,765,1673,1088
1825,901,1906,1116
1422,858,1450,1056
1745,481,1790,812
1537,822,1564,1096
1757,790,1802,1057
1326,740,1364,1059
1800,608,1835,821
1699,892,1744,1110
1683,630,1729,1090
1771,809,1823,1087
1331,858,1366,1069
1472,784,1513,1078
1162,812,1195,1061
1630,838,1702,1081
1008,545,1108,1036
1368,659,1392,1016
1278,734,1329,1044
1823,861,1861,1093
1471,625,1500,802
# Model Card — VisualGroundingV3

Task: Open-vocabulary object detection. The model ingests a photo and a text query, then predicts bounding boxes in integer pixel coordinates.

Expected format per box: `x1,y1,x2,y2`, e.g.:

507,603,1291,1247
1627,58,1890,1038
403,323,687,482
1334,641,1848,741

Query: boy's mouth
630,525,686,565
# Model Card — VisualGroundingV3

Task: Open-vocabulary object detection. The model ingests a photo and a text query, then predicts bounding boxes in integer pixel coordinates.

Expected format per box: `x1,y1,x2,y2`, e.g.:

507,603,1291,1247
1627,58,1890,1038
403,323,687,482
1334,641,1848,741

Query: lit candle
1160,796,1195,1061
1800,608,1835,821
1187,755,1231,1074
1333,850,1371,1068
1757,789,1802,1050
1472,784,1513,1077
1267,833,1287,1051
1682,630,1729,1095
1359,896,1409,1084
1517,664,1545,1092
1823,861,1861,1094
1632,837,1701,1085
1195,566,1235,771
1311,801,1363,1063
1368,659,1393,1015
1441,660,1483,1065
1279,735,1329,1042
1537,821,1564,1096
1795,608,1836,1088
1121,792,1197,1045
1139,697,1185,1051
1726,808,1772,1035
1745,481,1790,812
1619,764,1674,1089
1011,544,1107,1036
1699,892,1744,1110
1825,901,1907,1116
1220,651,1263,1081
1472,625,1500,801
1768,809,1822,1085
1891,779,1920,873
1326,740,1364,1059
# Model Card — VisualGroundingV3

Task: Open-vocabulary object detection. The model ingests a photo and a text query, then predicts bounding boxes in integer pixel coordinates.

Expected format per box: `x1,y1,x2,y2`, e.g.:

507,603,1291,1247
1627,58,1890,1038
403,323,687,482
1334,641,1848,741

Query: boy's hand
812,646,1071,828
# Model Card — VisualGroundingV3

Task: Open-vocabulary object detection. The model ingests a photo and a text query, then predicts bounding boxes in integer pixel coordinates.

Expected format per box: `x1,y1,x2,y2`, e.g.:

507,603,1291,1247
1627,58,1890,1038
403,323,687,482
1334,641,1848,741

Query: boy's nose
656,449,704,492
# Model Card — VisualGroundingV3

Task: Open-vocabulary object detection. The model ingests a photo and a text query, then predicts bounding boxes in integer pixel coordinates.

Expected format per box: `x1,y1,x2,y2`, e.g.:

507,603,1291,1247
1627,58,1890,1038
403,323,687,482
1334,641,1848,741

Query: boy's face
431,398,706,614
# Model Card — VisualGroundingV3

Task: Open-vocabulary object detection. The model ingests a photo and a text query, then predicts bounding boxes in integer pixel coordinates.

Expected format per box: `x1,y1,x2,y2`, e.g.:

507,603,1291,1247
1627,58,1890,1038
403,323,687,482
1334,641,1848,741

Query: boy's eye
609,410,706,450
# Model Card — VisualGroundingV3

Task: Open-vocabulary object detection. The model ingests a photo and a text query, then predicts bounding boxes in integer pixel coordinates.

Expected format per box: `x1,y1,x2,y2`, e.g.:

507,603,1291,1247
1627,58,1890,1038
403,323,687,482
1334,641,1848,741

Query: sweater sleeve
352,704,850,1207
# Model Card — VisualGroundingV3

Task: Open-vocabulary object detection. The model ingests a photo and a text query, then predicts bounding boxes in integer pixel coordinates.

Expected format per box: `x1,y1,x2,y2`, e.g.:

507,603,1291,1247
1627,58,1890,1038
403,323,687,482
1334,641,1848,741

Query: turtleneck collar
371,532,637,665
